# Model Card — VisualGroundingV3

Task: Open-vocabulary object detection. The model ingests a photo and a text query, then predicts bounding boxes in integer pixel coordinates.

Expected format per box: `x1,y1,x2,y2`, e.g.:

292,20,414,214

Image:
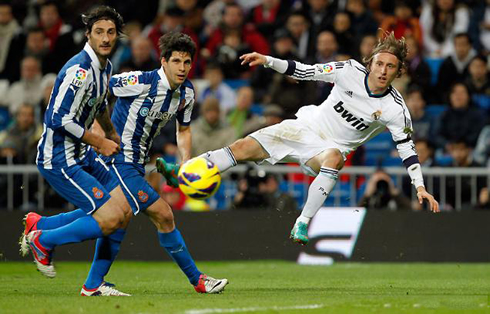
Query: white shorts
248,119,350,176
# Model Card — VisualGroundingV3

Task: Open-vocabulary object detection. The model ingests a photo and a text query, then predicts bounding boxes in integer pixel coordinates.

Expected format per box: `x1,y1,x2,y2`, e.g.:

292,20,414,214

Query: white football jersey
282,59,416,161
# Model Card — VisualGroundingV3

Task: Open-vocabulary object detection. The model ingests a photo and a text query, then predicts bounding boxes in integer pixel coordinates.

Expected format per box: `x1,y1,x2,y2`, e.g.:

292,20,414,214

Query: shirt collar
83,42,103,70
158,67,176,91
364,73,392,98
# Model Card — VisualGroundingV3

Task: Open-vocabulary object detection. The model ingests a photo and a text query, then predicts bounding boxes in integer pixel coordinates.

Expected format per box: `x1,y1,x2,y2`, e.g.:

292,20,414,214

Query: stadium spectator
191,97,237,157
285,10,312,61
420,0,470,57
227,86,261,137
345,0,379,43
465,55,490,111
24,27,58,75
0,104,42,164
357,34,377,63
198,61,237,114
404,36,432,99
0,0,23,82
243,104,284,136
213,28,253,78
203,3,269,61
332,11,356,56
111,21,142,73
379,0,422,48
405,87,436,141
358,169,412,210
302,0,338,49
473,125,490,166
160,184,186,211
436,82,486,150
146,6,200,78
246,0,289,41
444,140,486,210
4,56,43,115
119,36,159,72
436,33,476,101
234,168,297,211
250,28,298,103
37,1,76,72
36,73,56,122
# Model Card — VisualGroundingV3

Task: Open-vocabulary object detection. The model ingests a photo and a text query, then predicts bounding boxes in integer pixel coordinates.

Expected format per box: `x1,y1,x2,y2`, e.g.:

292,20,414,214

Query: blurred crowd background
0,0,489,212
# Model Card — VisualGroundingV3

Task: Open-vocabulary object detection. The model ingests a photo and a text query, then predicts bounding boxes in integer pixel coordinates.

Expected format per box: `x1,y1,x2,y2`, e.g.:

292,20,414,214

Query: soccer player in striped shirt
20,6,133,296
159,32,440,246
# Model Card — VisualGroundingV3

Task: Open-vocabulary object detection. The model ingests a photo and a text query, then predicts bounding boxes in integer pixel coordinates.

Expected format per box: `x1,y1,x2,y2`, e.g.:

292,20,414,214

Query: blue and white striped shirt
37,43,112,169
109,67,195,165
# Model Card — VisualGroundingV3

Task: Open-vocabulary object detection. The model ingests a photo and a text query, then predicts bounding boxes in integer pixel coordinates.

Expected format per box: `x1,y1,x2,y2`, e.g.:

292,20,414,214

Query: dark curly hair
158,32,197,61
82,5,124,35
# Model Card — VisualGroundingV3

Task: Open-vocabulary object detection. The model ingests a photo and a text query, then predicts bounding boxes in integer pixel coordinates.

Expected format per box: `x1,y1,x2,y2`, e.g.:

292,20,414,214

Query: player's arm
240,52,339,83
176,122,192,162
49,65,119,156
386,110,439,213
96,106,120,145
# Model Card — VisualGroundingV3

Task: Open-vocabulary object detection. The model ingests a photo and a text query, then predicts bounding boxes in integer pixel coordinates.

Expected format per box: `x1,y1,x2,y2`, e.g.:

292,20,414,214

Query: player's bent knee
230,137,268,161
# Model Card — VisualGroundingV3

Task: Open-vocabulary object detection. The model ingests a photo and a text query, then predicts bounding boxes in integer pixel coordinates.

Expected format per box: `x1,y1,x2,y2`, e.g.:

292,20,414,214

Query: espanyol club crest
92,187,104,199
138,190,148,203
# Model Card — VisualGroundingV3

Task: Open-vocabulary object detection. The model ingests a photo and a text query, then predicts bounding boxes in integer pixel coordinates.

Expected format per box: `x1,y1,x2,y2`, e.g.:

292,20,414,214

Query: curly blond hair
363,31,408,77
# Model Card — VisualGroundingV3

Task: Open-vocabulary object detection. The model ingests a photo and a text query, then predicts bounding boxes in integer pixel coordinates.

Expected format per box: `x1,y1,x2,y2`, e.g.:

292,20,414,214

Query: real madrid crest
371,110,382,121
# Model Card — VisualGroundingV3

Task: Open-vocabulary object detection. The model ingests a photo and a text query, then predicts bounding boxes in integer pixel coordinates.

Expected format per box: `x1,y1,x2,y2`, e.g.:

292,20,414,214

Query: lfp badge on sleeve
297,207,366,265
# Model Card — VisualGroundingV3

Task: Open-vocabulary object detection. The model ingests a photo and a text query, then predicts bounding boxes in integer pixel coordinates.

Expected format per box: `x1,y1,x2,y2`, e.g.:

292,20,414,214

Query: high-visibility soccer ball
178,157,221,200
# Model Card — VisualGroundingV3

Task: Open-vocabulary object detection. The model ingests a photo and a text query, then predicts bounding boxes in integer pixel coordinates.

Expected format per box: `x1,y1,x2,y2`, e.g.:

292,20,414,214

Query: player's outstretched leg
148,199,228,294
290,148,343,245
19,210,86,256
291,166,340,245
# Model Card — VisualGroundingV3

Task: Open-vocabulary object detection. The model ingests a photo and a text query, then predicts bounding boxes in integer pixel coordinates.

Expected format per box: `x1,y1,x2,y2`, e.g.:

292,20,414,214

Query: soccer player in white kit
159,32,440,245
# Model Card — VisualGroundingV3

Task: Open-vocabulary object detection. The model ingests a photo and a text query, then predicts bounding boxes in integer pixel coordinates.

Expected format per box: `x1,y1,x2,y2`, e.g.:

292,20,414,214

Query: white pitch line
185,304,324,314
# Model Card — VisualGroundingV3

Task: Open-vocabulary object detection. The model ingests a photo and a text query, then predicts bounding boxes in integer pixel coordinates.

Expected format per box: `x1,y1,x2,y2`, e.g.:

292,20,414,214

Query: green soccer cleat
156,157,180,188
290,221,309,245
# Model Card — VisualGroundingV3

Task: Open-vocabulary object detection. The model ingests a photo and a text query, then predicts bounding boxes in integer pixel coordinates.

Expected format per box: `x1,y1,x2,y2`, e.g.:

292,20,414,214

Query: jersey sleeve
385,96,419,166
109,71,146,97
49,64,90,140
176,86,195,126
283,60,352,84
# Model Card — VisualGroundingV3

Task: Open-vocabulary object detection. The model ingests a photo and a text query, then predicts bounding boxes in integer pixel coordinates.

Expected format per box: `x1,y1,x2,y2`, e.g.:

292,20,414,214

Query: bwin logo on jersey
333,101,369,131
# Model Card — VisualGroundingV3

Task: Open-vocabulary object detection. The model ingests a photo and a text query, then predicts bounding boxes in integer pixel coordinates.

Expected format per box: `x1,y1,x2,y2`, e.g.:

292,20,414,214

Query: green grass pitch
1,261,489,313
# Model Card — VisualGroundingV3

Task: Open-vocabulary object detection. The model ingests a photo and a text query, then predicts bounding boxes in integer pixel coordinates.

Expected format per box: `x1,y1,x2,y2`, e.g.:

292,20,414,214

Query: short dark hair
158,32,196,61
82,6,124,35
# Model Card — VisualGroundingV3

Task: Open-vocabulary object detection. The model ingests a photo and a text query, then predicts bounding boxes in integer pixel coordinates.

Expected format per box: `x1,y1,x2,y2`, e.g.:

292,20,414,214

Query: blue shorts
103,158,159,215
38,150,119,214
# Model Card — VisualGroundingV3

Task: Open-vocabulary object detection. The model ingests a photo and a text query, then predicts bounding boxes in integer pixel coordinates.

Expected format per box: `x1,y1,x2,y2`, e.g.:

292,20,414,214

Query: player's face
87,19,117,61
161,51,192,90
368,52,400,93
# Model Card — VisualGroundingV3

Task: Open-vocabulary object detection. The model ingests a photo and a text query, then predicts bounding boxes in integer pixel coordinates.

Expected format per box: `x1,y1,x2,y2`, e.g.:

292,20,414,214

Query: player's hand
240,52,267,67
416,187,440,213
98,138,120,157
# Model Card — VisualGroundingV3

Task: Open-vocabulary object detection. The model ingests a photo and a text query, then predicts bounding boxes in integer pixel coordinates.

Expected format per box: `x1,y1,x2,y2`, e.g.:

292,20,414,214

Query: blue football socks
36,209,86,230
84,229,126,289
39,215,103,249
158,229,201,286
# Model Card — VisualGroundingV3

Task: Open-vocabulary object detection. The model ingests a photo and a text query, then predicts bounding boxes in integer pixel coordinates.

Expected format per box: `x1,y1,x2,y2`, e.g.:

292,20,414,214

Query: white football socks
297,167,339,225
200,147,237,172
